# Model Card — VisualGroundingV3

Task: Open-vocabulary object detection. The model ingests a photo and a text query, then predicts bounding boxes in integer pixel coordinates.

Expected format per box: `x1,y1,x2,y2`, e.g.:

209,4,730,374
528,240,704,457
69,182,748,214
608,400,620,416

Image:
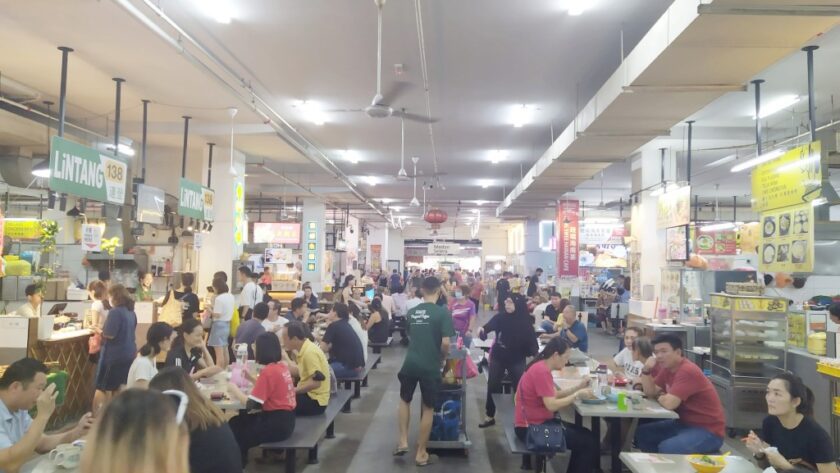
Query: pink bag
456,356,479,379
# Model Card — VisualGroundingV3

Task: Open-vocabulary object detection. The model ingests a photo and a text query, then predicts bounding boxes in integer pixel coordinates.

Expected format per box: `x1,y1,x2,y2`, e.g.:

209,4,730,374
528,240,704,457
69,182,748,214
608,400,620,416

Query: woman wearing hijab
477,294,538,428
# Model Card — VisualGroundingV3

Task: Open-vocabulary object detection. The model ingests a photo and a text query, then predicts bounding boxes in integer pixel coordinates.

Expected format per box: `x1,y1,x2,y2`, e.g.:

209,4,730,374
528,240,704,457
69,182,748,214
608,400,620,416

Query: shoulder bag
517,385,566,454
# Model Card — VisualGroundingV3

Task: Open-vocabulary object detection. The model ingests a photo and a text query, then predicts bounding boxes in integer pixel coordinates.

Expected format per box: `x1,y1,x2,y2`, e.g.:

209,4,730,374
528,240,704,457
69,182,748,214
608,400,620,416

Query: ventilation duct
0,154,34,187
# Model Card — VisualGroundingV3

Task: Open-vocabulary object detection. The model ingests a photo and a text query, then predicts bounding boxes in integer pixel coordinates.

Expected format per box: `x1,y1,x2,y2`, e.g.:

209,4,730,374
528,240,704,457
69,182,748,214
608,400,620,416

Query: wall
523,219,555,276
387,228,404,271
365,225,388,273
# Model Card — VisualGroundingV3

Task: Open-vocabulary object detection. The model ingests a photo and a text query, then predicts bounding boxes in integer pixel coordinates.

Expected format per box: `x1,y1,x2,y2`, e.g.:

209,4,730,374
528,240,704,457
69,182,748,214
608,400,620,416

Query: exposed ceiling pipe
112,0,385,218
751,79,764,155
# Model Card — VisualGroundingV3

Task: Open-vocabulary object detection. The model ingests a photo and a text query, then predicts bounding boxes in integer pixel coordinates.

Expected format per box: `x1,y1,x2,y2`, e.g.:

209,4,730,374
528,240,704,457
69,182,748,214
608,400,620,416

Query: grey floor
247,314,749,473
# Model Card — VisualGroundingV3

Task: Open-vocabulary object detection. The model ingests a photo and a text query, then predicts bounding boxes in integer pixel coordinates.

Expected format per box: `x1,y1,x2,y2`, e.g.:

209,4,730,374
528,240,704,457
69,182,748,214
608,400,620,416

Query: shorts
95,358,132,391
398,372,440,408
208,320,231,347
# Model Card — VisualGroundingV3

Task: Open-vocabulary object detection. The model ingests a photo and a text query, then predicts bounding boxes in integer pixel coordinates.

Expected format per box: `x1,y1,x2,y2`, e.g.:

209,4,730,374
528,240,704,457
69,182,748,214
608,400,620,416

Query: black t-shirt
482,313,538,365
190,423,243,473
369,310,390,344
761,415,834,467
323,319,365,369
165,343,203,373
544,304,562,322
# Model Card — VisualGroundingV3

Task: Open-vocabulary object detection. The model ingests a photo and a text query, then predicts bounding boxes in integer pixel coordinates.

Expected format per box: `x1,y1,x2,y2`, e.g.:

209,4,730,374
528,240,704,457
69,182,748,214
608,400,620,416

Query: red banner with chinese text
557,201,580,277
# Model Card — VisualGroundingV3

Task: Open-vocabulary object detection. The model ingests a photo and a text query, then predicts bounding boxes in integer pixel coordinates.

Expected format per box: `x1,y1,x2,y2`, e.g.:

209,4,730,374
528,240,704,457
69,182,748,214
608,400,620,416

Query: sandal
478,418,496,428
416,454,438,467
392,447,409,457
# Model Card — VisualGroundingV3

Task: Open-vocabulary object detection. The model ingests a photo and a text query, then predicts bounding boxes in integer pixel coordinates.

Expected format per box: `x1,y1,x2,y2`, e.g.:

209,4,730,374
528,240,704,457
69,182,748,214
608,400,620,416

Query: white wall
365,225,388,273
387,229,404,270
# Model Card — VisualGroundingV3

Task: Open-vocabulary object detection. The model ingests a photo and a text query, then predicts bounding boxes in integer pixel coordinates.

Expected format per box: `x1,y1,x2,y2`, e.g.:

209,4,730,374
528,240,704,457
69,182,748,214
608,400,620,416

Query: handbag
230,307,241,337
159,290,183,328
454,356,479,379
87,332,102,355
517,387,566,454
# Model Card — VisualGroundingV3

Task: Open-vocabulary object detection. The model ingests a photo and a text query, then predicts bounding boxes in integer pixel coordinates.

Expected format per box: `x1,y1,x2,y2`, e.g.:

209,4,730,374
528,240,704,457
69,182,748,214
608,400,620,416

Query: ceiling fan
330,0,435,124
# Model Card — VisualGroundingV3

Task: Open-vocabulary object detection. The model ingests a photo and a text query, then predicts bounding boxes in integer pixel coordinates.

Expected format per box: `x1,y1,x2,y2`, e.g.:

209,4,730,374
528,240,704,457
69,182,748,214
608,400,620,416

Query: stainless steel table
574,391,679,473
619,453,762,473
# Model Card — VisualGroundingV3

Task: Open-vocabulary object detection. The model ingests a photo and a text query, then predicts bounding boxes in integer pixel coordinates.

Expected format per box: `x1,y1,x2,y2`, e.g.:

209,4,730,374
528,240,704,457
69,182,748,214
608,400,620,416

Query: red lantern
424,208,448,226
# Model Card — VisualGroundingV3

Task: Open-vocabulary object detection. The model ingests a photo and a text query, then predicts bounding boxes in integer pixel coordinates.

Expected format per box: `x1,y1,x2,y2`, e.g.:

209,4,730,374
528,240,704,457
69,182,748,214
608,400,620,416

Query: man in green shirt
395,276,454,466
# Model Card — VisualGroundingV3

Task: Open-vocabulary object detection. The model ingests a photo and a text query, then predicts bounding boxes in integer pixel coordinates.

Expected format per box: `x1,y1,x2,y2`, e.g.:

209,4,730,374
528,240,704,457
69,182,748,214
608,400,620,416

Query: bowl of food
686,454,726,473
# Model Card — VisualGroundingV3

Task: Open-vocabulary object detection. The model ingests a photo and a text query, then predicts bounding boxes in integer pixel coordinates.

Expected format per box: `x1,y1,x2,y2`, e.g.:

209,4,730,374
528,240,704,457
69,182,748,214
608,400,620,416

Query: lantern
424,208,448,232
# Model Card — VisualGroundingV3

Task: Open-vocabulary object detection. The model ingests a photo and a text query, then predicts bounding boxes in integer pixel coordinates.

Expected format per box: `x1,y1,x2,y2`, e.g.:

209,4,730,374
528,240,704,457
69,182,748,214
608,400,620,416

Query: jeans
540,320,556,333
635,419,723,454
330,361,361,379
515,421,599,473
485,358,526,418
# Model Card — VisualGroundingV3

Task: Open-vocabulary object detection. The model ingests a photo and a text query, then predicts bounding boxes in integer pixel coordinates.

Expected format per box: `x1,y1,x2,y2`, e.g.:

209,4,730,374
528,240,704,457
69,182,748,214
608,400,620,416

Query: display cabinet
709,293,788,435
660,268,757,322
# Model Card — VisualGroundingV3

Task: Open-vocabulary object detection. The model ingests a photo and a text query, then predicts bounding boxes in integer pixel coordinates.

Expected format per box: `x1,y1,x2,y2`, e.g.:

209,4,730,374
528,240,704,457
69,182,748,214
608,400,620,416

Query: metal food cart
708,293,787,436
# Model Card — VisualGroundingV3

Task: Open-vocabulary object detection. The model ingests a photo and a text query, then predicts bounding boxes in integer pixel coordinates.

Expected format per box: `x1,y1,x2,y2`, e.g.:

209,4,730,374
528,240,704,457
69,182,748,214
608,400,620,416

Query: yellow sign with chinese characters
751,141,821,213
711,294,787,312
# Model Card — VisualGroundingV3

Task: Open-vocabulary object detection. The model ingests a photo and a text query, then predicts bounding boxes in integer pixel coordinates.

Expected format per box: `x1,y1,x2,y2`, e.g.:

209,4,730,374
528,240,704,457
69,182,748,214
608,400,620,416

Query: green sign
178,178,215,222
49,136,128,204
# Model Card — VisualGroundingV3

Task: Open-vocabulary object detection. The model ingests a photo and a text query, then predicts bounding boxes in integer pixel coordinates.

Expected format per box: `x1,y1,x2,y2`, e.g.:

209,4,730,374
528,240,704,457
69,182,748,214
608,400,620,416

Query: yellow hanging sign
751,141,821,213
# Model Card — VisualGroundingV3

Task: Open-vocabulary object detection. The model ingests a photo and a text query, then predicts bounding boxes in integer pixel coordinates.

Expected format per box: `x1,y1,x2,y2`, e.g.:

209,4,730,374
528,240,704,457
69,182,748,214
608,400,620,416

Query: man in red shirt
635,334,725,454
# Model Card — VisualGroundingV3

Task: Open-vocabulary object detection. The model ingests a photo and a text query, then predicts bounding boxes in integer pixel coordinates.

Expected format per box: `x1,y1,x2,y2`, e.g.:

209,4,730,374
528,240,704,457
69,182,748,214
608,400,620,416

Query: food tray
817,361,840,379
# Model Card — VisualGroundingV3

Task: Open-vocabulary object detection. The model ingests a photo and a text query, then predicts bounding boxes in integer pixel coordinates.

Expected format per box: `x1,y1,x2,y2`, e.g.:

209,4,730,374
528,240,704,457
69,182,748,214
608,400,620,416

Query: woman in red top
228,333,296,466
515,337,598,473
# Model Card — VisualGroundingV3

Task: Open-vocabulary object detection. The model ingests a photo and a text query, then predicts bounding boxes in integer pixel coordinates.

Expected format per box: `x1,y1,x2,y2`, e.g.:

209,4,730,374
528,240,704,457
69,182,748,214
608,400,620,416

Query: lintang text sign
48,136,127,205
178,178,215,222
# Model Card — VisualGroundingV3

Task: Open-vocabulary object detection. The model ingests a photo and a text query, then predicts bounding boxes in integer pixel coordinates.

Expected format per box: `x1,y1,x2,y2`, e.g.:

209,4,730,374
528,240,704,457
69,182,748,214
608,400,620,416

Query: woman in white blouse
126,322,175,388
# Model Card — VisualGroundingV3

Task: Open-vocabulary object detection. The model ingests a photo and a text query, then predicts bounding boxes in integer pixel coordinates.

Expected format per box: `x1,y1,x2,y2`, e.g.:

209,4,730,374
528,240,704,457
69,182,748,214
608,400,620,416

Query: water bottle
617,392,628,411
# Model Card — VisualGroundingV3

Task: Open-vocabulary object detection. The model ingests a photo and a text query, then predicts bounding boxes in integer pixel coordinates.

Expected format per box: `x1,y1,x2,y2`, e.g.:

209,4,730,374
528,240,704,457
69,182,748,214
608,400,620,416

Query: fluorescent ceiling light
812,197,828,207
472,209,479,214
343,150,359,164
490,149,507,164
700,222,739,232
753,95,800,119
480,180,491,188
776,155,819,174
730,149,784,173
31,160,50,178
391,206,403,211
582,217,620,224
194,0,234,23
705,153,737,168
567,0,587,15
510,104,535,128
367,176,377,186
105,143,135,156
296,100,326,126
476,200,486,206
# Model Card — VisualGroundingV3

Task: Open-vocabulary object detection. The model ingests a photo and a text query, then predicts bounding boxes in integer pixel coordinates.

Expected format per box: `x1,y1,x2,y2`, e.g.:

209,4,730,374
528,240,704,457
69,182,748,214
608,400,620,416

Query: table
574,388,678,473
619,453,762,473
195,370,253,411
472,338,494,351
33,457,80,473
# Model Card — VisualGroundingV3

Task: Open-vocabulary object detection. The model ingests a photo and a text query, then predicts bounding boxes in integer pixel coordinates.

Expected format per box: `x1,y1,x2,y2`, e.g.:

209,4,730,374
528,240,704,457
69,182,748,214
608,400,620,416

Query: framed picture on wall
666,225,690,261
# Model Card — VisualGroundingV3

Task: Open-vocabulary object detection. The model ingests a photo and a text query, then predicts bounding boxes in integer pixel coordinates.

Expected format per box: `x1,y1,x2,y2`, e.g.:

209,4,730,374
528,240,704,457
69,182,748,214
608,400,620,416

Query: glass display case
709,293,788,435
660,268,757,322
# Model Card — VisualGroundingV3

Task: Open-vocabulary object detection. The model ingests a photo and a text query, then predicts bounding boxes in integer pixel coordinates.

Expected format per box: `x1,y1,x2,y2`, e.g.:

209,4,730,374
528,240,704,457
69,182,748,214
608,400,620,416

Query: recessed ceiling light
193,0,234,24
510,105,535,128
343,150,359,164
705,154,737,168
567,0,589,15
480,180,491,189
295,100,326,126
753,95,800,119
490,149,508,164
367,176,377,186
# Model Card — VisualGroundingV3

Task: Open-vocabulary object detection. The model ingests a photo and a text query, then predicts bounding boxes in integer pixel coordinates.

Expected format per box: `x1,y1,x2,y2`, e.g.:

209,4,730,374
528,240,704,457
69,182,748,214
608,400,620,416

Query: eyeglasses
162,390,189,425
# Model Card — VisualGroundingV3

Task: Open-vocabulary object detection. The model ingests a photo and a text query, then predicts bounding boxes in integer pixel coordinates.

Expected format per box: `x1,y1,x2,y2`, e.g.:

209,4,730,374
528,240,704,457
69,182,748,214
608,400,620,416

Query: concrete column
301,198,326,292
197,149,246,288
523,218,555,277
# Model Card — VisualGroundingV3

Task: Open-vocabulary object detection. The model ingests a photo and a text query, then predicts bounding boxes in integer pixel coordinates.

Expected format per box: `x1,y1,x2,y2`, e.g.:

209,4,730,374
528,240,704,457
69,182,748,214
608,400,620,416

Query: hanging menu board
693,227,737,255
752,142,821,213
656,185,691,229
759,203,814,273
178,178,215,222
48,136,127,205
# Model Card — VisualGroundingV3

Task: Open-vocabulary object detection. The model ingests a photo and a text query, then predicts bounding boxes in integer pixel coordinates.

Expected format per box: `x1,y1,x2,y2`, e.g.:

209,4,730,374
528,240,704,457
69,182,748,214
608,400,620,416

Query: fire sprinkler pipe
57,47,72,138
207,143,215,187
803,45,819,142
141,99,150,182
686,120,694,185
181,116,191,178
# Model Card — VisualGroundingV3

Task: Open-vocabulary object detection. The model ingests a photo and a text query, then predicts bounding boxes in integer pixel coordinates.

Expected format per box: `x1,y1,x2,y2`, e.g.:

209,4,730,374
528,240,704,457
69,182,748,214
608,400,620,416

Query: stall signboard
81,224,102,252
788,312,806,348
580,223,625,245
193,232,204,250
665,225,689,261
656,185,691,229
253,223,301,244
178,178,215,222
693,228,737,255
758,202,814,273
370,244,382,272
428,242,461,256
751,142,821,213
556,200,579,277
2,218,41,239
49,136,127,205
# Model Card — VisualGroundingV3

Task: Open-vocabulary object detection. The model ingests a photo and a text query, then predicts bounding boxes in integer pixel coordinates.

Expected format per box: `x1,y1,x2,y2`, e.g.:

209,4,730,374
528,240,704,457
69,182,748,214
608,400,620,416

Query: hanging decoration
424,208,448,235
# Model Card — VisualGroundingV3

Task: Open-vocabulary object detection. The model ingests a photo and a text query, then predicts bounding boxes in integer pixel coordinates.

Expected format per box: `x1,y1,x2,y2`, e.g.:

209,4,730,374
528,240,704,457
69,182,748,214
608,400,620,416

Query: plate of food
779,214,791,236
763,216,776,237
696,234,714,252
687,454,727,473
791,240,808,264
762,244,776,265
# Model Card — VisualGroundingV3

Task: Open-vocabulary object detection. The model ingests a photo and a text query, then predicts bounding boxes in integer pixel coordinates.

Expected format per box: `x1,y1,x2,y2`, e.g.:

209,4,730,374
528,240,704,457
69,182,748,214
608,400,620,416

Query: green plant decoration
39,220,59,254
101,237,122,257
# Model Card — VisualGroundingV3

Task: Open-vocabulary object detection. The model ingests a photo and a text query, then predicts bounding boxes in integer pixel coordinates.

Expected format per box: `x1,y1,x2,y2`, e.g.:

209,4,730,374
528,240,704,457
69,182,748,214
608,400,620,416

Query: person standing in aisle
237,266,263,320
389,269,402,294
477,294,538,428
495,271,512,311
394,277,454,467
93,285,138,413
469,275,484,314
526,268,543,297
206,277,235,369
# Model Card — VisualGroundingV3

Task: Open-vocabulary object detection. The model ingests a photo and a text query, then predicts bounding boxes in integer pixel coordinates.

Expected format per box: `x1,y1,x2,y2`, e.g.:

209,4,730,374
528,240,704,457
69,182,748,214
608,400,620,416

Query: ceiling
0,0,674,225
